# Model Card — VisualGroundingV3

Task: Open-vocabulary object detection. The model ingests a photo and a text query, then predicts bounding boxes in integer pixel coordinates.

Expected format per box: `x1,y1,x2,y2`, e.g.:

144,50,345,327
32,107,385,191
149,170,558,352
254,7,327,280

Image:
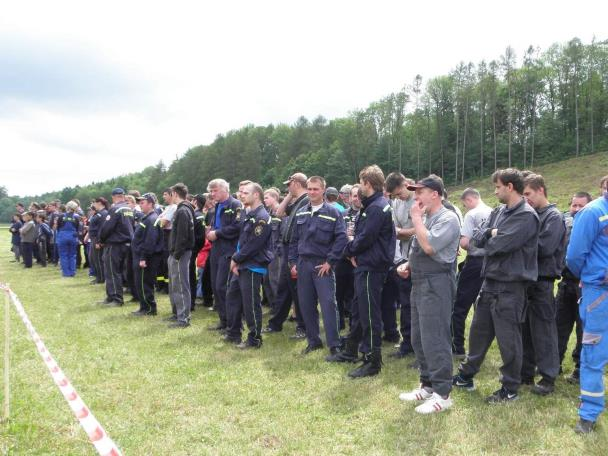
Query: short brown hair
524,173,548,198
247,182,264,201
600,175,608,190
171,183,189,199
307,176,326,188
359,165,385,193
239,180,252,188
264,188,280,200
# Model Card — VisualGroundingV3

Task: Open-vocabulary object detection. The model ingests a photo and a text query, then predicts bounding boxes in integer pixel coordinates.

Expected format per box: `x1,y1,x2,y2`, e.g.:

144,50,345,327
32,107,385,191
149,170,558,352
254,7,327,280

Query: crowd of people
6,166,608,433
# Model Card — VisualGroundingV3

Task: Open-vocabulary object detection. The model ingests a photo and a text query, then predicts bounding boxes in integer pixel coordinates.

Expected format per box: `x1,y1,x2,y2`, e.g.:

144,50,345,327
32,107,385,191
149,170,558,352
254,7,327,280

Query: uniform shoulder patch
254,225,264,236
105,215,111,221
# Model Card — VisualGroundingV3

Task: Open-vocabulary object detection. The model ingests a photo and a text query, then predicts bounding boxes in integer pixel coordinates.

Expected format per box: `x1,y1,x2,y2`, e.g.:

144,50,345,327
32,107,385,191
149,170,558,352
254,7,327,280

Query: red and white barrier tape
0,284,122,456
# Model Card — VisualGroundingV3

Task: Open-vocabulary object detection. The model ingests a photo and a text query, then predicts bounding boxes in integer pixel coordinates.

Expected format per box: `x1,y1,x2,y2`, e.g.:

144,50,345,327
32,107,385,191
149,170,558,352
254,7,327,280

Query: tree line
1,37,606,222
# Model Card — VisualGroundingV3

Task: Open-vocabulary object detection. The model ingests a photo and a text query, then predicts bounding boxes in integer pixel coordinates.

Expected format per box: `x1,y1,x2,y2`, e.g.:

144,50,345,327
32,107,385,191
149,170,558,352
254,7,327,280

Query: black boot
334,338,359,363
348,349,382,378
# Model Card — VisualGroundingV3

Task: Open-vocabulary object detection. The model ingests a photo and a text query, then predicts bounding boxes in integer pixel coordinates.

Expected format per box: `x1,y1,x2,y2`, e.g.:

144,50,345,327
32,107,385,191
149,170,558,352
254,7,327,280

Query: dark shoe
334,338,359,363
261,326,280,334
574,418,595,434
486,386,518,403
302,343,323,355
131,310,148,316
222,334,241,344
325,347,343,362
531,378,555,396
106,301,123,307
89,279,97,284
289,329,306,340
163,315,178,322
452,374,476,391
566,369,580,385
168,321,190,328
236,340,261,349
207,323,226,331
96,298,114,305
521,376,535,386
348,350,382,378
146,309,157,316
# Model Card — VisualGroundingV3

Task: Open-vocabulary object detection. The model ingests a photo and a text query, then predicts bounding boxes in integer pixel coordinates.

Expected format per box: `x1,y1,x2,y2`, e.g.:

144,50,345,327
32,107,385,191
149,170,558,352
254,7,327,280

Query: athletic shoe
399,385,433,402
486,386,518,403
415,393,453,414
452,374,476,391
574,418,595,434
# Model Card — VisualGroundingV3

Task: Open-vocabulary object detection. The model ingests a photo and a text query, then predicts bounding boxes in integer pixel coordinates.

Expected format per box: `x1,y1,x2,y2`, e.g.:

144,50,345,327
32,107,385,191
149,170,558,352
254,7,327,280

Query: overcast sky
1,0,606,196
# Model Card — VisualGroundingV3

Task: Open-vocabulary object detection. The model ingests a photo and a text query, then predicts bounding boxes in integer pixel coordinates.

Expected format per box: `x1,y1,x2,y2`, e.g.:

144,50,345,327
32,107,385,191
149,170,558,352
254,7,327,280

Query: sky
1,0,606,196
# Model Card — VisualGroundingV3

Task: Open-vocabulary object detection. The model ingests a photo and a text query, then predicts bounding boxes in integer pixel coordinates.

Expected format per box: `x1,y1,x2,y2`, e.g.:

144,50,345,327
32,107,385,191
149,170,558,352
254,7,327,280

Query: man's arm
566,207,597,278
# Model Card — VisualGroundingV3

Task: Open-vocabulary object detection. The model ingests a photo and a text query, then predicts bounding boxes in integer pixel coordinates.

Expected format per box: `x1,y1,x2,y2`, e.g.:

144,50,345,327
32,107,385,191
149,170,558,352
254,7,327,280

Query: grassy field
0,153,607,455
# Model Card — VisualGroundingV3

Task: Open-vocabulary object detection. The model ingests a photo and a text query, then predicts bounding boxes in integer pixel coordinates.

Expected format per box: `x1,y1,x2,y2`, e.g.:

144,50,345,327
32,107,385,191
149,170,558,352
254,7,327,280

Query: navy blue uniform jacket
132,211,164,262
343,191,396,272
99,202,134,244
289,201,347,267
213,196,242,255
232,205,273,270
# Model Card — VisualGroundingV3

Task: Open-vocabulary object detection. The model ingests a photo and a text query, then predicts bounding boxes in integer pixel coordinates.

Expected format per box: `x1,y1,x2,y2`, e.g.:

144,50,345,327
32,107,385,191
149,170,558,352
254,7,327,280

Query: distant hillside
448,151,607,211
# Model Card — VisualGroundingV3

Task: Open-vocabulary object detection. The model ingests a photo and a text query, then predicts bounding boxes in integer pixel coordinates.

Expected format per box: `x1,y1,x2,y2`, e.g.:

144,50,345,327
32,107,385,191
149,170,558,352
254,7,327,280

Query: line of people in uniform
7,168,608,433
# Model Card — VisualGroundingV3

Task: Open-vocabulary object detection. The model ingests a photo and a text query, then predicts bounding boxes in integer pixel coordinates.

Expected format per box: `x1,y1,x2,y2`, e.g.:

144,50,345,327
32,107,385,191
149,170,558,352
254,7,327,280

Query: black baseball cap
111,187,125,196
406,176,444,195
136,192,157,204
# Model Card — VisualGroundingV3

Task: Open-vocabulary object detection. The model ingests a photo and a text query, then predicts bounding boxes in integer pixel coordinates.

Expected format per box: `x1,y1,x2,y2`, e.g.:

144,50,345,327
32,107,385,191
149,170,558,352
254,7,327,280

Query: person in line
453,169,539,403
397,176,460,414
224,183,273,348
289,176,347,359
566,184,608,434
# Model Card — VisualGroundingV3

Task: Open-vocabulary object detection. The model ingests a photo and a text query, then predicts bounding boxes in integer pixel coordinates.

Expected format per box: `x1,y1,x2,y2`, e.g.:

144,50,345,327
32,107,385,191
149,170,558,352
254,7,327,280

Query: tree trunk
455,110,459,185
462,100,469,184
480,103,484,176
493,111,497,171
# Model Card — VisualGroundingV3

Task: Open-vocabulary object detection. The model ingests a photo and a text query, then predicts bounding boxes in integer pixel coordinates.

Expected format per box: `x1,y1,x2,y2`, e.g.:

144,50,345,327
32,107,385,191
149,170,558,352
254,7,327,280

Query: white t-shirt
461,202,492,256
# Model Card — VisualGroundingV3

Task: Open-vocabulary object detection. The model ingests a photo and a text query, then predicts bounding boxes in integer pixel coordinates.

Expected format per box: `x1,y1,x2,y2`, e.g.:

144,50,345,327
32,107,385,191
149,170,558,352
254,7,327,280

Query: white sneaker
399,385,433,402
414,392,453,414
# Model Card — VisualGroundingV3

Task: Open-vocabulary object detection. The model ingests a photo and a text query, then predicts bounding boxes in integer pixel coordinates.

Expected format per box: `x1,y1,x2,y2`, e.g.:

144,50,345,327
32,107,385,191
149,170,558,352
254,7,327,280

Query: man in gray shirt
451,188,492,358
385,172,416,358
397,176,460,414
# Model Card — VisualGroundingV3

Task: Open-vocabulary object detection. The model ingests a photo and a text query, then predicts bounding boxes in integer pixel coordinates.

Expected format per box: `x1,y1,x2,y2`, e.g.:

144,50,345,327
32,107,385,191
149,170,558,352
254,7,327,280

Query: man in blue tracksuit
224,183,273,348
206,179,243,331
289,176,347,359
131,193,164,316
338,165,396,377
99,188,135,305
566,191,608,434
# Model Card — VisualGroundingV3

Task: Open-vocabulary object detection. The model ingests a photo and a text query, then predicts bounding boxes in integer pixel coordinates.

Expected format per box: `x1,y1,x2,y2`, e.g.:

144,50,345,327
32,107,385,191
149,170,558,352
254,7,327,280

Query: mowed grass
0,151,606,455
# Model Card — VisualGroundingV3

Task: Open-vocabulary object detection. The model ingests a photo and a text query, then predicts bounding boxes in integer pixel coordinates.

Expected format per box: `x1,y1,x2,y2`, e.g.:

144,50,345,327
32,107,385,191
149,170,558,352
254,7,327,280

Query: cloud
0,33,149,113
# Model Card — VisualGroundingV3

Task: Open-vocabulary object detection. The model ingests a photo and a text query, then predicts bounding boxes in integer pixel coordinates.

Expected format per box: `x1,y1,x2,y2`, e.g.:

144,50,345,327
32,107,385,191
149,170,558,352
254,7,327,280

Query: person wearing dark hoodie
166,183,195,328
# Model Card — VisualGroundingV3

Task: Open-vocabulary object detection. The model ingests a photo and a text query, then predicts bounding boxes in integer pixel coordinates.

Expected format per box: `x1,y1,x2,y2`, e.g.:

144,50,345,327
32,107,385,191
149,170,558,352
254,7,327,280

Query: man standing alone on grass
566,187,608,434
166,183,195,328
453,169,539,403
397,176,460,414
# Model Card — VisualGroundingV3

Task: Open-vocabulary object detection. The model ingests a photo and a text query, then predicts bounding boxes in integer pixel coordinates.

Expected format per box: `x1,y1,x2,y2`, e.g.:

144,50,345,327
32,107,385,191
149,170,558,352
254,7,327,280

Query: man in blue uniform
338,165,396,377
98,188,135,306
89,197,109,284
206,179,243,332
224,183,273,348
566,189,608,434
289,176,347,358
131,193,164,316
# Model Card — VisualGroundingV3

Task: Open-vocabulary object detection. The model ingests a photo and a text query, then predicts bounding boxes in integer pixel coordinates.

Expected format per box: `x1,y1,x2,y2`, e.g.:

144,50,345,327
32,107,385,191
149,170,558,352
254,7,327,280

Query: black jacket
232,205,273,269
132,211,164,262
168,201,195,259
211,196,242,255
473,198,539,282
343,191,396,272
536,204,567,279
99,202,134,244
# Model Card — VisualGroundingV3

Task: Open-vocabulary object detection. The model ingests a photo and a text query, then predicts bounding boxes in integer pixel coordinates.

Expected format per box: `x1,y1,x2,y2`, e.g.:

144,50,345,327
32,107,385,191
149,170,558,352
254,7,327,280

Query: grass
0,152,607,455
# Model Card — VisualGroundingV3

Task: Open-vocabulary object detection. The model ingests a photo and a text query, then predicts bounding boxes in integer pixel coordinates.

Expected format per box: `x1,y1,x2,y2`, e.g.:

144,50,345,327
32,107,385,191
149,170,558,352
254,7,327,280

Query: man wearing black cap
89,197,109,284
397,176,460,414
131,193,164,316
453,169,539,403
98,188,134,305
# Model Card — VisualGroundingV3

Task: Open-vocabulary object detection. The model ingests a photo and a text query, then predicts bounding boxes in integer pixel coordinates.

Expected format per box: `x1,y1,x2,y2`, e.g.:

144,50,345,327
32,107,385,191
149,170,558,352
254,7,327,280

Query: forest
1,37,606,221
